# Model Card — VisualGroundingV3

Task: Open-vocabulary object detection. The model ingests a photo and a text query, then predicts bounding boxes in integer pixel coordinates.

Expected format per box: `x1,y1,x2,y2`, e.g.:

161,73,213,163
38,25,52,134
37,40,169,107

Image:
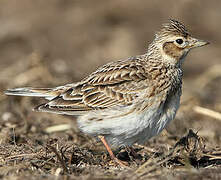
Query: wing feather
36,57,153,115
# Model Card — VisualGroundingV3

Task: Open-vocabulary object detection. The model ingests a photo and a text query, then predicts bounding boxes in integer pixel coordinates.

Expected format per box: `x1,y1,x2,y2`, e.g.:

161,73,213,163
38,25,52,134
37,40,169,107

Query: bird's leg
98,135,129,167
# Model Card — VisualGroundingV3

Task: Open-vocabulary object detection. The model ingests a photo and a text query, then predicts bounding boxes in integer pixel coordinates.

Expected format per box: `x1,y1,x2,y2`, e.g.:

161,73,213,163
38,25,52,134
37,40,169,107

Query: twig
193,106,221,121
5,153,37,160
45,124,71,133
135,147,175,176
47,145,68,174
135,154,173,177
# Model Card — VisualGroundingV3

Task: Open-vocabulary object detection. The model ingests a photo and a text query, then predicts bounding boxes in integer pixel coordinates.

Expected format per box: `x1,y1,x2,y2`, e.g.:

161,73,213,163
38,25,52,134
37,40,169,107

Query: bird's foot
113,157,129,167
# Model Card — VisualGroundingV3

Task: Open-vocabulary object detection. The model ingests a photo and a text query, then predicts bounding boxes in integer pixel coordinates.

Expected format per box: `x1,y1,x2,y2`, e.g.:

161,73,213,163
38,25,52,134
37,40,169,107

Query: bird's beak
188,37,210,48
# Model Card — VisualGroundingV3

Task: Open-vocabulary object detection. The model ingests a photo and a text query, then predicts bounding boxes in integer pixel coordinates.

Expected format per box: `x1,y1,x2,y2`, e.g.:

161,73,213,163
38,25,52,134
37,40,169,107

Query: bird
5,19,209,166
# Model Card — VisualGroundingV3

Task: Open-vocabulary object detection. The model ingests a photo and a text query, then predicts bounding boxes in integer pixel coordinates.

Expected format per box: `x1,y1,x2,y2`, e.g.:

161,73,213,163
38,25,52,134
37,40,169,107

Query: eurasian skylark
5,19,209,166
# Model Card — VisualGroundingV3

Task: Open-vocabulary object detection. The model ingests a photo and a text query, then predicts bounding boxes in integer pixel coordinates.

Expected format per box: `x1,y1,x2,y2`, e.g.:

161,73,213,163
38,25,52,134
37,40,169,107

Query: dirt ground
0,0,221,179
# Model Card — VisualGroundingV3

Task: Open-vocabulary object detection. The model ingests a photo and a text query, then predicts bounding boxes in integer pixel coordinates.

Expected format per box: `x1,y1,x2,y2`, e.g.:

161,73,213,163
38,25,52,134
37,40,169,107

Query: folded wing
35,57,153,115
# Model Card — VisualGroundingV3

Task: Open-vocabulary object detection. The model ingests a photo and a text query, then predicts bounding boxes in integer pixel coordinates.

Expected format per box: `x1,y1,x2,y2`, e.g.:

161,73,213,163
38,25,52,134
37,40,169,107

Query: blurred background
0,0,221,152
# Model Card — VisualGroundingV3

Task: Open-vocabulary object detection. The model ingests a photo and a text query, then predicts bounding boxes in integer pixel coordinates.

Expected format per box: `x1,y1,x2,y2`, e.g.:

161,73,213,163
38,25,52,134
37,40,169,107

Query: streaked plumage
5,19,209,149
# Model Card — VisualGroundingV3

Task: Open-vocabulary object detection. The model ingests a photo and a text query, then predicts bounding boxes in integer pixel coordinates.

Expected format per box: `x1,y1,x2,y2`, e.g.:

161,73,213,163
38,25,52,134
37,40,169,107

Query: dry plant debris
0,128,220,179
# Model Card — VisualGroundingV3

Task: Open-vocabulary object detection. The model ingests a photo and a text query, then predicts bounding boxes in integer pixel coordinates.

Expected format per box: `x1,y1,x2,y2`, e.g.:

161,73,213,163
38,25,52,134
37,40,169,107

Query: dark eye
176,39,183,44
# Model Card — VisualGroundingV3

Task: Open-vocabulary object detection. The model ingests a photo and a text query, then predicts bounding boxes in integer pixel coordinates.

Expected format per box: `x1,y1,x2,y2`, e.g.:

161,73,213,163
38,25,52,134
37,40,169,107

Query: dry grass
0,0,221,179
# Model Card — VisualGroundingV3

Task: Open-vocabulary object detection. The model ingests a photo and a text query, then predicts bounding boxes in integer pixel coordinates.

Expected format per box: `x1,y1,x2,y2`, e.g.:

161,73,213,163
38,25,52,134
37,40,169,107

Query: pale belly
78,91,181,148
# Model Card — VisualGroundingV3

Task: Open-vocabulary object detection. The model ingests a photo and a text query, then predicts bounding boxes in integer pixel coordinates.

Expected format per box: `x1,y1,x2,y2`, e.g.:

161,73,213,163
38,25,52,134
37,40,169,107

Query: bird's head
151,19,209,66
